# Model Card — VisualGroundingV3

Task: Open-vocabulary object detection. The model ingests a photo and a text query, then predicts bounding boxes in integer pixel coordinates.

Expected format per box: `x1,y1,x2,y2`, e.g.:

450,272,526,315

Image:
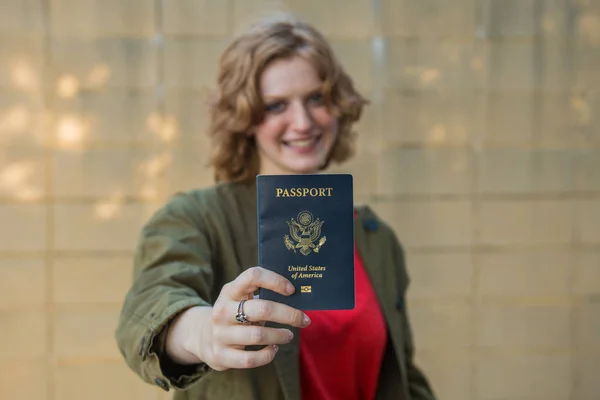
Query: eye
265,101,286,114
307,93,324,105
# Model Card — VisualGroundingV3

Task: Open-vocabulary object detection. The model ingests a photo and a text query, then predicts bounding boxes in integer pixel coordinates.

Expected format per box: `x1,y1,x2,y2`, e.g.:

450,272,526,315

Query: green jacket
115,181,437,400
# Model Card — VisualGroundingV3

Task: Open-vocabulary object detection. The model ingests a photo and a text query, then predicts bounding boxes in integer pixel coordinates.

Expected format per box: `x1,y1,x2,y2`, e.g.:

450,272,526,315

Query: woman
115,14,437,400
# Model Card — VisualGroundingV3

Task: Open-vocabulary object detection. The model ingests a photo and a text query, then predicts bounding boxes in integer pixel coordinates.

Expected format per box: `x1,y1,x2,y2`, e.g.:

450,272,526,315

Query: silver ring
235,300,250,324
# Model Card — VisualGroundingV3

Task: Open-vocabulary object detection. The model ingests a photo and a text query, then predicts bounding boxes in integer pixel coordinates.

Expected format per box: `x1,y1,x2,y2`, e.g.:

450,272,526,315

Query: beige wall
1,1,599,399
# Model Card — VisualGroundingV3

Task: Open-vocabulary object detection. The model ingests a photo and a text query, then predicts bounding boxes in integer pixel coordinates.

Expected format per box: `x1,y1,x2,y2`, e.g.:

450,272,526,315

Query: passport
256,173,355,310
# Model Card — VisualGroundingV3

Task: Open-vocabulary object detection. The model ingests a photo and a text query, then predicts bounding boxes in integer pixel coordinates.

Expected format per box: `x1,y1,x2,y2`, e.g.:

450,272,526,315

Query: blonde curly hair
207,14,368,184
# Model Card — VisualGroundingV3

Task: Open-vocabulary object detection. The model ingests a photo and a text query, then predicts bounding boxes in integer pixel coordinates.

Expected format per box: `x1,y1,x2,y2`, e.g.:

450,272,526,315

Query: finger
218,325,294,346
224,267,295,300
214,344,279,370
236,298,310,328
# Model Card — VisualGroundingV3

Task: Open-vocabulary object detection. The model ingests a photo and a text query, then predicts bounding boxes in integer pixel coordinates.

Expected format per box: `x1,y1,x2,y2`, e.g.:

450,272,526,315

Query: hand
170,267,311,371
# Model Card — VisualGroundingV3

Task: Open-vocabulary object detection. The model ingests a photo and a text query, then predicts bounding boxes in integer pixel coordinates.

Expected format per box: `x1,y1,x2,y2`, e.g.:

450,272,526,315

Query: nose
289,102,313,133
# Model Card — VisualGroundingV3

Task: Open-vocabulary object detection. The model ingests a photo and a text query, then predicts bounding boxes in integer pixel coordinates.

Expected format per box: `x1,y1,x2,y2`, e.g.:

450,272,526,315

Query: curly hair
207,14,369,184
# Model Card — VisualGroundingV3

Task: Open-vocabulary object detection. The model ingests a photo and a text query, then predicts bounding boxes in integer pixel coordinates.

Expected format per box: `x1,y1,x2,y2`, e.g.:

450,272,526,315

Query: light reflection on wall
14,186,42,201
10,57,38,91
0,161,42,201
55,115,89,151
3,55,158,203
138,151,173,201
470,57,484,72
571,95,593,127
420,68,441,86
56,74,80,98
138,152,172,179
139,183,159,200
579,13,600,45
147,112,178,143
86,64,111,88
403,66,443,87
94,190,124,221
427,124,447,146
0,161,34,187
0,105,30,138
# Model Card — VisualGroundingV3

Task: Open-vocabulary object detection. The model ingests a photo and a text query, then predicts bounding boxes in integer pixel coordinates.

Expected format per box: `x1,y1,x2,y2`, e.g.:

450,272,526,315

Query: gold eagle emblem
284,210,326,256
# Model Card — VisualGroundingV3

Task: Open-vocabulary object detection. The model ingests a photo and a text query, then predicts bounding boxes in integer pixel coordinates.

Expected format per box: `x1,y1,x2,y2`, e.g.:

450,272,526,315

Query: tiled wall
1,1,598,400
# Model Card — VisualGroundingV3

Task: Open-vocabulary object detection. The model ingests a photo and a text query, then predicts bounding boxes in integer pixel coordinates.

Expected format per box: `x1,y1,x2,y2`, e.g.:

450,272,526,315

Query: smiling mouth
283,136,321,148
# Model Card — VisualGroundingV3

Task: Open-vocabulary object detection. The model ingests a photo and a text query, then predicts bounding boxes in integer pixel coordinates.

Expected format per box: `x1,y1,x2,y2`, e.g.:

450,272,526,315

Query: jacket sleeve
392,233,438,400
115,191,217,392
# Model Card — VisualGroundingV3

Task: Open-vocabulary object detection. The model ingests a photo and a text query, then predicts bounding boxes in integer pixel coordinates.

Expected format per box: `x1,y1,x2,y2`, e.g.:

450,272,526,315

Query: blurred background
1,0,599,399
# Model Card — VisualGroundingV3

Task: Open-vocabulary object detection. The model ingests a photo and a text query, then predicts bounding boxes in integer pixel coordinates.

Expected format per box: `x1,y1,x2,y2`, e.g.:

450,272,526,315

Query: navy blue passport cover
256,174,355,310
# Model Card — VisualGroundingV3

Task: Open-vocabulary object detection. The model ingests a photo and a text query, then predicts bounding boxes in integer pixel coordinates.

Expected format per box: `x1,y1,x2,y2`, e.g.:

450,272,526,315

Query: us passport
256,173,355,310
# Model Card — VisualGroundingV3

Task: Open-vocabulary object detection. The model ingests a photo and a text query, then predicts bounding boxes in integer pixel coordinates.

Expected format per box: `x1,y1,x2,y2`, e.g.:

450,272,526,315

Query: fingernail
288,331,294,341
303,314,311,326
286,284,295,294
272,344,279,352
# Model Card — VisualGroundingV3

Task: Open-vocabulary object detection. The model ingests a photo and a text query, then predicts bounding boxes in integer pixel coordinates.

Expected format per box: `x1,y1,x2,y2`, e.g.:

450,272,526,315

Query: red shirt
299,245,388,400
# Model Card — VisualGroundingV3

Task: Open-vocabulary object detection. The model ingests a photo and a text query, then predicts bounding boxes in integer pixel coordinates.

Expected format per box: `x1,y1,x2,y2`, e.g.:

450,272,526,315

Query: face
252,56,338,176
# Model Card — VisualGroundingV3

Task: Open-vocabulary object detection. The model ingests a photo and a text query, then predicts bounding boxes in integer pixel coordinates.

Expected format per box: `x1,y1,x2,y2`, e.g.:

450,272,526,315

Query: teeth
287,138,316,148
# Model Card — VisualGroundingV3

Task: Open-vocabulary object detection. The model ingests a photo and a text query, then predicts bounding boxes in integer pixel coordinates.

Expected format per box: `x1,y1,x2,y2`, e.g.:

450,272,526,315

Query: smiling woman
252,56,339,175
207,16,366,183
115,13,437,400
